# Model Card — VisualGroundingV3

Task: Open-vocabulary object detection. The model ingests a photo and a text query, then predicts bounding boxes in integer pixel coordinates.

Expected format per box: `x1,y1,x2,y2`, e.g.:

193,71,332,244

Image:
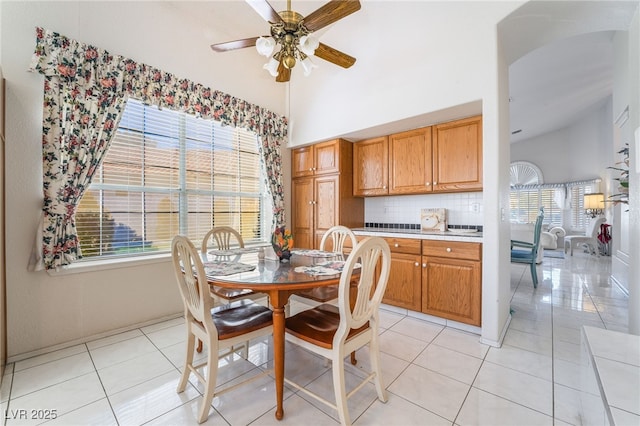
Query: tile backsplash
364,192,484,227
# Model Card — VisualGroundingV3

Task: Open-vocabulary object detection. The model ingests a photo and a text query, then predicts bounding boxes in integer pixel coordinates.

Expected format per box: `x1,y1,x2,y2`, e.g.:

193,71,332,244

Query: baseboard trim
480,313,511,348
7,312,183,364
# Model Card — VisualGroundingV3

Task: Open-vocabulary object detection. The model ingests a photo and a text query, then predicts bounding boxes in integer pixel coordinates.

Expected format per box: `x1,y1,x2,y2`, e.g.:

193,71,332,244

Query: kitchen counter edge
352,228,483,243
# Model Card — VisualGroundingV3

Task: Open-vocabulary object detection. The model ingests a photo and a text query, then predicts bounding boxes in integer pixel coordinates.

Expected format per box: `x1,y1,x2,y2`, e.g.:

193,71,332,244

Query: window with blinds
570,185,587,230
509,188,561,225
76,98,269,260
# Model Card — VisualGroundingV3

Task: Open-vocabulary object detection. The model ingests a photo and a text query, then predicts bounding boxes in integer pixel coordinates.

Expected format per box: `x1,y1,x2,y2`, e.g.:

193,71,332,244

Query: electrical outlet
470,203,481,213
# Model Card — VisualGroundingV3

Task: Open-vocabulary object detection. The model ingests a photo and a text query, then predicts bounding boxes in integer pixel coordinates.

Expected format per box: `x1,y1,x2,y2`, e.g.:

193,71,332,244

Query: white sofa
511,223,566,263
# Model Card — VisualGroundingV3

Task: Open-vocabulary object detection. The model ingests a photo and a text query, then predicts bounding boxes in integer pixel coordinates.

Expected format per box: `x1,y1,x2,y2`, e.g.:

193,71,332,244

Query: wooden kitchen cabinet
291,139,363,249
380,238,422,311
388,127,433,194
421,240,482,326
432,115,483,192
353,136,388,196
353,115,483,196
292,139,341,178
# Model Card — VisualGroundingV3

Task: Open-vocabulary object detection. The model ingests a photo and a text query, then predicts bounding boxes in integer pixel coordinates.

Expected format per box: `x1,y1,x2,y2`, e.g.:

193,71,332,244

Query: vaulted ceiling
509,31,615,143
167,1,621,145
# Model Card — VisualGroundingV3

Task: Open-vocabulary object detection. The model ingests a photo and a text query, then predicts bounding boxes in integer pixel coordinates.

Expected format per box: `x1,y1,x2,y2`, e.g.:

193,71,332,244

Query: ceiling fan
210,0,361,82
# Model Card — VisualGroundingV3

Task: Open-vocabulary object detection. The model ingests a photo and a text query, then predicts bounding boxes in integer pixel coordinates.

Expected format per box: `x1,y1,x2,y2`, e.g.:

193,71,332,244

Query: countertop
581,326,640,425
352,227,483,243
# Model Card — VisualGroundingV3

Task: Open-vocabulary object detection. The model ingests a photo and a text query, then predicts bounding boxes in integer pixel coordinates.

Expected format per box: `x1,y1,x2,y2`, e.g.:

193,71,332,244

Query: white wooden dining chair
172,235,273,424
284,236,391,426
200,226,266,356
294,225,358,305
201,226,263,305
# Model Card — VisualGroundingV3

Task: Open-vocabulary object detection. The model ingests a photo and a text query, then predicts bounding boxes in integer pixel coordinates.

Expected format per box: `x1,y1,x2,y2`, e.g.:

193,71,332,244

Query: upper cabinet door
292,139,341,178
313,140,340,175
432,115,483,192
388,127,433,195
353,136,389,196
292,145,315,178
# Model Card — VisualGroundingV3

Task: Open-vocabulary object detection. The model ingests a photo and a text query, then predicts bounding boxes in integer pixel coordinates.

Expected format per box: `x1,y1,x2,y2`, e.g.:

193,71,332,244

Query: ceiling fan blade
210,36,265,52
302,0,361,32
276,60,291,83
314,43,356,68
246,0,284,24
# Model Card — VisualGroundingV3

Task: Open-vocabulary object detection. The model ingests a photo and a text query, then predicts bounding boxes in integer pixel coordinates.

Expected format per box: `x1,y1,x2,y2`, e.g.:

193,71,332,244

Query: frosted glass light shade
263,57,279,77
256,37,276,57
299,35,319,56
300,57,318,76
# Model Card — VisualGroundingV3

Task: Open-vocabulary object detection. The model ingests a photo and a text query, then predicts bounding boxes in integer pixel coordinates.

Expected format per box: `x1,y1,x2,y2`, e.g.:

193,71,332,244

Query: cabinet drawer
422,240,481,260
384,238,421,255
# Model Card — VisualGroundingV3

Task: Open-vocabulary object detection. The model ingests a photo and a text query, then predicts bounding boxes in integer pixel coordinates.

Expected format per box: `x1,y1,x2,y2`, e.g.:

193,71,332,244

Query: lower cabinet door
382,253,422,311
422,256,481,326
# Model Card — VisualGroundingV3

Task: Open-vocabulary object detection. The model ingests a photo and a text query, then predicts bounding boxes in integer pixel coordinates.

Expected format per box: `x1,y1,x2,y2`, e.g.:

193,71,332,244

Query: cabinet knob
446,247,452,252
308,201,313,205
422,263,427,268
425,182,430,186
312,167,316,171
433,182,438,185
383,185,387,189
414,262,419,267
394,243,399,248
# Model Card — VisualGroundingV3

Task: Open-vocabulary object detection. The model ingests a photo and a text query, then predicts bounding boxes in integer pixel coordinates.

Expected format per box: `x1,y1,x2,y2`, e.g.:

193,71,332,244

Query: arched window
510,161,543,186
509,161,556,224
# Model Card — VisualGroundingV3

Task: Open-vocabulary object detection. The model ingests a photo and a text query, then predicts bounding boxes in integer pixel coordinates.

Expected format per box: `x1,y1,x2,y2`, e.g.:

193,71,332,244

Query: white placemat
291,249,340,258
208,247,260,256
203,261,256,276
294,261,361,276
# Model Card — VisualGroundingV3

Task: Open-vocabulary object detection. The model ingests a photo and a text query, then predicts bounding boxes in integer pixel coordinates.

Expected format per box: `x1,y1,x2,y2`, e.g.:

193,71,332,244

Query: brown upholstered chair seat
211,286,256,301
285,304,368,349
212,299,273,340
293,285,339,303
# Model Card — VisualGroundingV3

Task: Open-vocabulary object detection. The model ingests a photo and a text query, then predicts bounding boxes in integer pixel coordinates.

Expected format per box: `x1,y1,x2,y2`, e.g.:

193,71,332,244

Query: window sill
48,252,172,276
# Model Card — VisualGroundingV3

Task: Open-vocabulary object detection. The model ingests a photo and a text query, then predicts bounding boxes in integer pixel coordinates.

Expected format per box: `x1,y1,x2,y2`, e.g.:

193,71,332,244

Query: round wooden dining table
203,251,345,421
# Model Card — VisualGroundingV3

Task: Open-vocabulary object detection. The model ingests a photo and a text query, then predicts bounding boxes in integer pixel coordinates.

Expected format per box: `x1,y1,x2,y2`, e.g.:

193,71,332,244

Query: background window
76,98,270,260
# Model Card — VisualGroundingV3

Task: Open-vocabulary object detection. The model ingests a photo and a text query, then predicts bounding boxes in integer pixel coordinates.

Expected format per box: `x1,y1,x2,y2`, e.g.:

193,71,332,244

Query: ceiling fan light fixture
256,36,276,57
282,53,296,69
300,56,318,76
298,34,319,56
263,56,280,77
210,0,361,82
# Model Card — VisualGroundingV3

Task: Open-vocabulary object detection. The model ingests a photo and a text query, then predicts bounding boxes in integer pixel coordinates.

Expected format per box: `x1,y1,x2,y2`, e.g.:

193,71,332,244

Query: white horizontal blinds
509,188,559,225
570,185,587,230
183,117,262,244
76,98,263,260
510,190,539,223
539,189,560,224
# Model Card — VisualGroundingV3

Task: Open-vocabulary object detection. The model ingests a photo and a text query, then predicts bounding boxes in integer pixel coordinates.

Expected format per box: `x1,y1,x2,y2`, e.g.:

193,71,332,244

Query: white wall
625,9,639,335
1,1,286,358
511,101,614,185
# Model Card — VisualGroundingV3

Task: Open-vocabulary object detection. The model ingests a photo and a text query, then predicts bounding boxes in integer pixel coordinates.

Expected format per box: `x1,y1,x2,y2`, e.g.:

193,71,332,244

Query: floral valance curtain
28,27,288,271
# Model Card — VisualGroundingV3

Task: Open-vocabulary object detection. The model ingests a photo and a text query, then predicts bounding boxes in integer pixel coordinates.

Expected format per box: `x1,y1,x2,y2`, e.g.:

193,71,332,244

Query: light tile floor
0,250,627,425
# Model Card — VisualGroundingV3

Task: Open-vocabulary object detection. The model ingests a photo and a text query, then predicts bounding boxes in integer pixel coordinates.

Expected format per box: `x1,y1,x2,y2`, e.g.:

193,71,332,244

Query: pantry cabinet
421,240,482,326
291,139,363,249
292,139,341,178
